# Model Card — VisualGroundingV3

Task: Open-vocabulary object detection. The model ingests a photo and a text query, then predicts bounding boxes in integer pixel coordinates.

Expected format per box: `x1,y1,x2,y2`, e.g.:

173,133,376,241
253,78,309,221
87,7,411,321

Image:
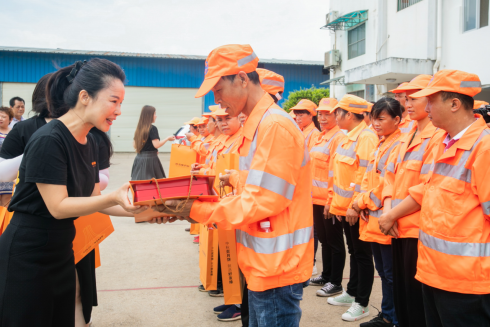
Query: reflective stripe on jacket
302,122,321,151
399,116,416,135
310,126,344,205
199,134,227,175
382,122,445,238
330,121,378,216
357,129,402,244
409,117,490,294
190,134,214,164
190,93,314,292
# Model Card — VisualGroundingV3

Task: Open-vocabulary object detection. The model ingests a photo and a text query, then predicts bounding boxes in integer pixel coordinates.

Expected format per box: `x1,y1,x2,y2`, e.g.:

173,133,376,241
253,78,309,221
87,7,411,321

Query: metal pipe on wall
433,0,442,74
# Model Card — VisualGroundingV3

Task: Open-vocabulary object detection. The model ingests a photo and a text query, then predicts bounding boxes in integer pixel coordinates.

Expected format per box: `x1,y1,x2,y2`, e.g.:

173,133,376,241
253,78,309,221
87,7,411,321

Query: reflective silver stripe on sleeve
482,200,490,216
369,192,382,208
313,179,329,189
359,159,369,167
369,209,383,218
386,162,395,174
420,163,432,174
333,185,354,198
460,81,481,88
366,163,374,173
236,226,313,255
355,184,361,193
262,79,285,88
329,170,334,177
400,120,415,134
419,230,490,257
392,198,404,208
246,169,295,201
237,52,257,67
205,158,210,165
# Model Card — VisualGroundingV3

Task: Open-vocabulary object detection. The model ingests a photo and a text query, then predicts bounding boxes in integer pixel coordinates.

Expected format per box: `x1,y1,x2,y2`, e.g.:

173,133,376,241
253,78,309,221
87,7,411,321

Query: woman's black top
9,120,99,220
141,125,160,152
0,115,47,159
89,128,111,170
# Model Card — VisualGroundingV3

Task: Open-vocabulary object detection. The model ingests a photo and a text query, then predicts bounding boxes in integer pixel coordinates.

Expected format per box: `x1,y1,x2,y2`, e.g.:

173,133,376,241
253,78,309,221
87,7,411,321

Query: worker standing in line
185,117,201,136
380,70,490,326
186,116,213,162
353,98,403,327
378,74,445,327
155,44,313,326
308,98,346,299
290,99,321,150
391,82,416,134
327,94,378,322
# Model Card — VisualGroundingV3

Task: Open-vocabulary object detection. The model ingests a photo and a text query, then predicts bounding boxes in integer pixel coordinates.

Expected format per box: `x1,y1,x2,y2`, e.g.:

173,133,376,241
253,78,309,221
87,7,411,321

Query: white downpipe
433,0,442,74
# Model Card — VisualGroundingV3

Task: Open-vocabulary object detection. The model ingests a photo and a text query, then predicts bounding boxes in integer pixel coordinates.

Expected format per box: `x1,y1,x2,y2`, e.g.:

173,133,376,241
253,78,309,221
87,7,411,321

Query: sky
1,0,332,62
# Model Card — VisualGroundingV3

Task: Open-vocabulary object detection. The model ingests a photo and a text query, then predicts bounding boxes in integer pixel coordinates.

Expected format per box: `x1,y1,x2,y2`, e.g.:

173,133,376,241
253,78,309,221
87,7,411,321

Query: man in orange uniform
391,82,416,134
156,44,313,326
290,99,321,150
257,68,285,103
378,74,444,327
186,117,213,164
308,98,346,299
327,94,378,322
380,70,490,326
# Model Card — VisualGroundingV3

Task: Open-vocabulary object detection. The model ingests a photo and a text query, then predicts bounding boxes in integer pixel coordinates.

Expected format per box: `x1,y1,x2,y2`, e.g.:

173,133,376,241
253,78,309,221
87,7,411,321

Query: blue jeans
372,242,398,326
248,283,303,327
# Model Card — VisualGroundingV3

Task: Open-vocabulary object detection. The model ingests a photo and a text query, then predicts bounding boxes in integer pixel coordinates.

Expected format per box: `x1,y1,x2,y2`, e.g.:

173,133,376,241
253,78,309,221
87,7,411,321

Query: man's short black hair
222,71,260,85
9,96,25,107
440,91,474,110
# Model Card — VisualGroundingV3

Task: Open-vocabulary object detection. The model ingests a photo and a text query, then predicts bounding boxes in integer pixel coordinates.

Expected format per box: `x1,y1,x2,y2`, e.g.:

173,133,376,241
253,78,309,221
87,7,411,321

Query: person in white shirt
8,97,25,128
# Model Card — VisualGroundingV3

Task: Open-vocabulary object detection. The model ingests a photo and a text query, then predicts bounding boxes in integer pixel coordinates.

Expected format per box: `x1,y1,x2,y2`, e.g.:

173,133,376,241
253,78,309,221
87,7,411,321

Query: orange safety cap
391,75,433,93
389,82,409,93
474,100,489,109
290,99,318,116
333,94,370,114
317,98,339,113
196,117,209,125
195,44,259,98
411,69,482,98
184,117,201,125
213,108,229,116
257,68,285,99
203,105,219,117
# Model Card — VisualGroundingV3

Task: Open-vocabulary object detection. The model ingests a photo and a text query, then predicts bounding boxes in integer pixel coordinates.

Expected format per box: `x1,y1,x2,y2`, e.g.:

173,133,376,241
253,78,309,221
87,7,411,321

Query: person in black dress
0,59,147,327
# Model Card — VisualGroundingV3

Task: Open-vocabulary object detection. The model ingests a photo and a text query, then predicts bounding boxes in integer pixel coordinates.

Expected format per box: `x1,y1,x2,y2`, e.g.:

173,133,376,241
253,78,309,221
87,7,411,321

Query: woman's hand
167,135,176,142
378,211,396,235
113,182,148,214
345,208,359,226
323,204,332,219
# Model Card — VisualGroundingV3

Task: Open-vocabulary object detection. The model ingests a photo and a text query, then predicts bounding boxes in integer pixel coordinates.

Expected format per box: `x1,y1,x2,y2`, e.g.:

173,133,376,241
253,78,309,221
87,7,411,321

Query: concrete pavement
92,153,382,327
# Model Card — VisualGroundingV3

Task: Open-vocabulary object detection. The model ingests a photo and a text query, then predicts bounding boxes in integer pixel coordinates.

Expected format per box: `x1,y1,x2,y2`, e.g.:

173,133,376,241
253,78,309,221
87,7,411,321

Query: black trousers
241,280,249,327
342,216,374,307
392,238,426,327
313,205,345,285
422,283,490,327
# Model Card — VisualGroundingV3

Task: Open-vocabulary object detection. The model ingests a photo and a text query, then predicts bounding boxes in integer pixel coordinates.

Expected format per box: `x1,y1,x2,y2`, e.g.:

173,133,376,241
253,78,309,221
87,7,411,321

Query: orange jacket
408,117,490,294
190,134,214,164
330,121,378,216
199,134,227,174
382,122,445,238
357,129,402,244
302,122,321,151
190,93,313,292
201,128,242,176
399,116,416,134
310,126,344,205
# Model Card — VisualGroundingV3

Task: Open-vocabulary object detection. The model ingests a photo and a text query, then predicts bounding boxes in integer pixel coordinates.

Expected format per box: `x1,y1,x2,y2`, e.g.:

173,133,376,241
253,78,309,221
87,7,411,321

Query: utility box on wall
324,49,341,69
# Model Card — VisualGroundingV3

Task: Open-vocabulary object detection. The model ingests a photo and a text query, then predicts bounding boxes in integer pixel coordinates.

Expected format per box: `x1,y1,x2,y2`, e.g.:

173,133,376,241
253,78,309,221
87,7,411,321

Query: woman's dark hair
90,127,114,161
371,97,403,121
337,108,365,121
293,109,321,130
134,105,156,153
31,73,53,118
46,58,126,118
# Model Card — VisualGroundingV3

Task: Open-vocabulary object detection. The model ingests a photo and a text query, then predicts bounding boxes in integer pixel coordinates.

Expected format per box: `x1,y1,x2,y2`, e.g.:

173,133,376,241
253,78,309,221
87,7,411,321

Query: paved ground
91,153,382,327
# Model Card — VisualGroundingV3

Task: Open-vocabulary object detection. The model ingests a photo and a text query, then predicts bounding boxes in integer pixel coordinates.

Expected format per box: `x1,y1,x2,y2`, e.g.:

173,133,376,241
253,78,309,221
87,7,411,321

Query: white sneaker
327,291,355,306
341,302,370,322
312,264,318,276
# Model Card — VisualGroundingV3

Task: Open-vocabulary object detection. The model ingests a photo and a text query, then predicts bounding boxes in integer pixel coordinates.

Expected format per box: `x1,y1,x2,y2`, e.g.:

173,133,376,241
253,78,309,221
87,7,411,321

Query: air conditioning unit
324,49,340,69
326,11,339,25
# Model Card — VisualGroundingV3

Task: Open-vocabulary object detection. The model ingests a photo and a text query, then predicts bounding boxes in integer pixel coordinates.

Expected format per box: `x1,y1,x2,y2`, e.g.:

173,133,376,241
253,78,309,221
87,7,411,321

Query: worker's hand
219,169,236,187
378,211,396,235
345,208,359,226
352,201,362,213
323,205,332,219
185,133,195,141
360,209,369,222
191,163,203,174
336,215,343,222
152,199,197,222
387,221,400,238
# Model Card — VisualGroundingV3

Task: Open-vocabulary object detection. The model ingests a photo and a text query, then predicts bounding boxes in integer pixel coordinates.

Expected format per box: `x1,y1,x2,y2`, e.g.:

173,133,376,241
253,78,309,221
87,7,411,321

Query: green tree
282,86,330,112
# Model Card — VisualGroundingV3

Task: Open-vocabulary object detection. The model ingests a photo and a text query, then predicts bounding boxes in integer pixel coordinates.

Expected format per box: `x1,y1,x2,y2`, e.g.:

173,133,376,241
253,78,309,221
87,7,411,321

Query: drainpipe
433,0,442,74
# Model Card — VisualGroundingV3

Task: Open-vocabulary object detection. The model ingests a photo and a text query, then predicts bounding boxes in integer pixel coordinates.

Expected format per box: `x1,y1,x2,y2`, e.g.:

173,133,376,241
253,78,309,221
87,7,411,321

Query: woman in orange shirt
290,99,321,150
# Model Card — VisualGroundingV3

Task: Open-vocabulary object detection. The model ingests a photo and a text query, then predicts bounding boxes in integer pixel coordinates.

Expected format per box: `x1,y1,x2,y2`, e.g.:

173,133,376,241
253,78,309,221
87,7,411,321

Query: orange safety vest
409,117,490,294
330,121,378,216
357,129,402,244
201,128,242,176
302,122,321,151
382,122,445,238
199,134,227,174
190,134,215,164
399,116,416,135
310,126,344,205
190,93,313,292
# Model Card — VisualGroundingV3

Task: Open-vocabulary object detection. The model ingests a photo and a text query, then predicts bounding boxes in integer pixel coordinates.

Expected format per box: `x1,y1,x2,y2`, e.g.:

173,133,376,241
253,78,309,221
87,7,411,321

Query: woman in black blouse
0,59,147,327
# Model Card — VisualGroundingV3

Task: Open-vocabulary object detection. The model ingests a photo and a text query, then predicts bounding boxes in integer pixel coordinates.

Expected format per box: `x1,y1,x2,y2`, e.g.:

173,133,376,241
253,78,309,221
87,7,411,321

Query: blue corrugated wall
0,51,328,111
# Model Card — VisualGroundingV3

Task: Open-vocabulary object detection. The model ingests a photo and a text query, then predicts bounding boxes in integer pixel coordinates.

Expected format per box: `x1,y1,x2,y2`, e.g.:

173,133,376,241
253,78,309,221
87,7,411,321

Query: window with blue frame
348,23,365,60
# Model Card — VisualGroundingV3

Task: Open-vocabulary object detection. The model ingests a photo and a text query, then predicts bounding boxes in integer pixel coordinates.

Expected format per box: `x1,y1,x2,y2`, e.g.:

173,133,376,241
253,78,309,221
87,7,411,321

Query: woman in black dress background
0,59,147,326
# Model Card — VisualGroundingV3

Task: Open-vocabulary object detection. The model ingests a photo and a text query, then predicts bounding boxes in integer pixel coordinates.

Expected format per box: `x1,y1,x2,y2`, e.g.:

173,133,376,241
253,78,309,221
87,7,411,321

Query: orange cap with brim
391,75,433,93
257,68,285,99
289,111,296,119
474,100,489,109
203,105,219,117
367,102,374,112
389,82,409,93
291,99,318,116
196,117,209,125
411,69,482,98
333,94,370,114
195,44,259,98
184,117,201,125
317,98,338,113
213,108,229,116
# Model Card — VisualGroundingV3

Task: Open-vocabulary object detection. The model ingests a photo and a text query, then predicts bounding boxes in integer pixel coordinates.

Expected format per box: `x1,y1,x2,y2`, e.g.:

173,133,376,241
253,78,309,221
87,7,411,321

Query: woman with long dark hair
132,105,175,180
0,58,146,326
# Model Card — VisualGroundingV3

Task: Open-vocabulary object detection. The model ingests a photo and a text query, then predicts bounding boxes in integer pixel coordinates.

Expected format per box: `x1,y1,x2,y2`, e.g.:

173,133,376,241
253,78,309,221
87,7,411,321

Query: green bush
282,86,330,112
